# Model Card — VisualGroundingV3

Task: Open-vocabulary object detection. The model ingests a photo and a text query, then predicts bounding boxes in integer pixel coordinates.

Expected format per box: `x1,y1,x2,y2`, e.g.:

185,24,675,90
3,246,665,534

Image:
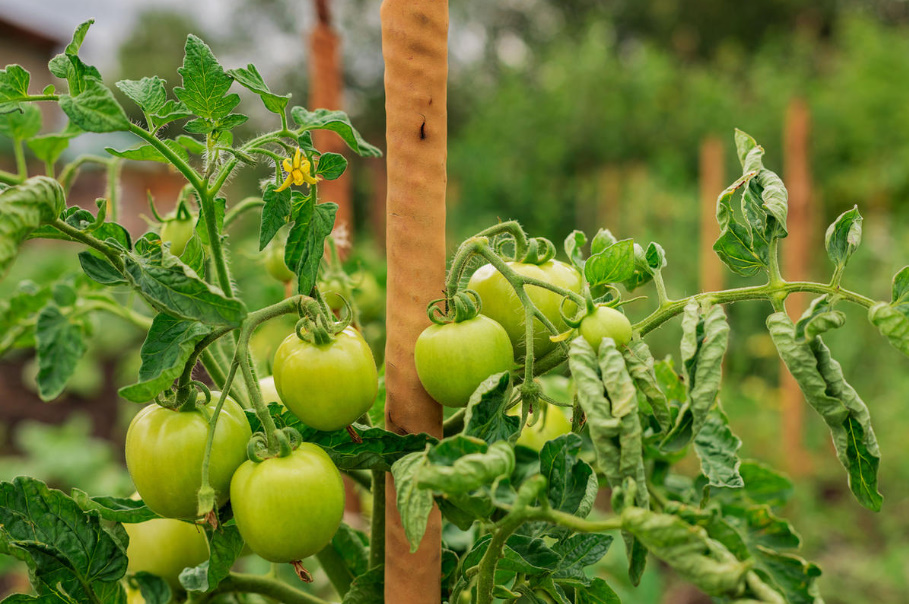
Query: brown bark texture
699,137,725,293
309,0,353,242
781,98,814,476
380,0,448,602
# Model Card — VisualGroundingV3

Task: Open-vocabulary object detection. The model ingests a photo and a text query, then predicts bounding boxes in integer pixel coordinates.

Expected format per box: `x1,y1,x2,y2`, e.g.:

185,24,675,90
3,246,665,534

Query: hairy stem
204,572,330,604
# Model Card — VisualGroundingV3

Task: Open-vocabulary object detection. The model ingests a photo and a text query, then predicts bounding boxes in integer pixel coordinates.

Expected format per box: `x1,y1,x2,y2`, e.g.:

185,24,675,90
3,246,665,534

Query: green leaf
795,296,845,342
892,265,909,311
119,314,211,403
179,524,244,592
552,533,614,583
27,125,81,166
48,21,101,97
179,235,205,275
149,99,192,131
330,523,370,579
105,139,189,164
226,63,290,115
622,506,749,596
176,135,206,155
869,302,909,357
258,184,292,250
0,476,128,598
184,118,213,134
59,79,130,133
584,238,634,286
78,252,126,285
70,490,159,523
215,113,248,131
391,451,434,553
35,304,86,401
123,239,247,327
767,312,882,511
0,176,66,280
175,35,240,120
0,65,30,103
575,578,621,604
316,152,348,180
0,280,52,355
825,206,862,271
680,302,729,437
116,77,167,115
0,103,41,140
623,341,672,432
738,461,794,507
564,230,587,271
291,107,382,157
418,441,515,495
342,566,384,604
540,434,596,516
463,372,520,444
288,201,337,295
694,408,743,490
131,572,171,604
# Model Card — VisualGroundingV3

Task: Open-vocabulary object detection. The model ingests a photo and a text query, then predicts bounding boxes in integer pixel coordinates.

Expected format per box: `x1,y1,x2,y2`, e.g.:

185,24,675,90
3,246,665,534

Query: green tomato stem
13,138,27,180
128,123,206,193
51,219,124,270
0,168,20,185
198,361,240,516
203,572,331,604
370,469,386,570
57,155,111,193
105,158,122,223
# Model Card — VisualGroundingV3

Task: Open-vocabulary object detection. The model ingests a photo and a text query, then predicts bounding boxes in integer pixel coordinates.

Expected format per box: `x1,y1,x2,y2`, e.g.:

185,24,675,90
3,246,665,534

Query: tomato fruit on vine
125,392,252,519
160,212,195,257
514,404,573,451
230,443,344,563
259,375,282,406
579,305,633,349
124,517,209,589
468,260,583,358
272,327,378,431
264,240,295,283
415,315,514,407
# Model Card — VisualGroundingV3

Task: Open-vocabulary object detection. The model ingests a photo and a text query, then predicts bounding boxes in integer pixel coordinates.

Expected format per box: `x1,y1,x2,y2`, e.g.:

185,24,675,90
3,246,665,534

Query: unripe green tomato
415,315,514,407
579,305,633,349
468,260,583,359
322,277,346,311
125,392,252,519
272,327,378,431
259,375,282,406
264,241,295,283
160,213,195,257
230,443,344,563
511,404,573,451
124,517,209,589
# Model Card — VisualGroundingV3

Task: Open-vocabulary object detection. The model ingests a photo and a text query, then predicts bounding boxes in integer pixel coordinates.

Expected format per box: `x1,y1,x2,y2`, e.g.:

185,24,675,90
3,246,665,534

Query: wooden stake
781,98,814,476
699,137,725,293
309,0,353,250
381,1,447,602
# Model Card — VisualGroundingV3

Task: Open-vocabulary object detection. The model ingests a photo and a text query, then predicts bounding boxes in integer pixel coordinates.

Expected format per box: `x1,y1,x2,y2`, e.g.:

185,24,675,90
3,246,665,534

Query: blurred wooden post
309,0,353,250
699,137,725,293
781,98,814,476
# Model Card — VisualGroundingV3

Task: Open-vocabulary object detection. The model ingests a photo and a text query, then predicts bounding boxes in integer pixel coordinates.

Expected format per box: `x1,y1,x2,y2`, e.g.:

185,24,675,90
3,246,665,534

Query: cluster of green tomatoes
121,217,633,591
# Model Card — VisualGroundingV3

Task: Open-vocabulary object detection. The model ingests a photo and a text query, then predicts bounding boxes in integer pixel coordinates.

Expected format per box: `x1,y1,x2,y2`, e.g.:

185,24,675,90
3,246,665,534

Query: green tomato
160,213,195,257
125,392,252,519
512,404,573,452
414,315,514,407
468,259,583,359
579,305,632,349
264,240,295,283
259,375,282,406
124,517,209,589
230,443,344,563
272,327,378,431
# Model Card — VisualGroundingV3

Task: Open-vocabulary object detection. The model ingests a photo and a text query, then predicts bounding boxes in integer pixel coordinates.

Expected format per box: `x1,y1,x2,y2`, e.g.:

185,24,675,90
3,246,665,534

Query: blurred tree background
1,0,909,601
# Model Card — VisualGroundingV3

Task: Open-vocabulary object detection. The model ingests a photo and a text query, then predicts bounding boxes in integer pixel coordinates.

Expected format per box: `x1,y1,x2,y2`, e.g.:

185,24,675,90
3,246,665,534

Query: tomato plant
0,16,906,604
125,392,251,519
230,442,345,564
123,517,209,589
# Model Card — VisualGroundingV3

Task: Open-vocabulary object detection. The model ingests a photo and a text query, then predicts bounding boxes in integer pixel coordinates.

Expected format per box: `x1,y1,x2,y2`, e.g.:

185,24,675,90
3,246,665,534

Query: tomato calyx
293,296,352,346
518,237,556,265
428,289,482,325
246,427,302,462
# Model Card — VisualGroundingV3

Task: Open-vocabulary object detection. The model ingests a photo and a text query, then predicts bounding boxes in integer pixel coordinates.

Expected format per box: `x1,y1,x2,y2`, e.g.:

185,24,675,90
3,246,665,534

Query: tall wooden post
381,1,447,602
699,137,725,293
781,98,814,476
309,0,353,246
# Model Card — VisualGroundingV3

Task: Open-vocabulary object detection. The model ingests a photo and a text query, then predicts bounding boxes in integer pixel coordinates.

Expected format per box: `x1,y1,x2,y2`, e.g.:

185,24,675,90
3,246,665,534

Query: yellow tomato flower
275,148,320,192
